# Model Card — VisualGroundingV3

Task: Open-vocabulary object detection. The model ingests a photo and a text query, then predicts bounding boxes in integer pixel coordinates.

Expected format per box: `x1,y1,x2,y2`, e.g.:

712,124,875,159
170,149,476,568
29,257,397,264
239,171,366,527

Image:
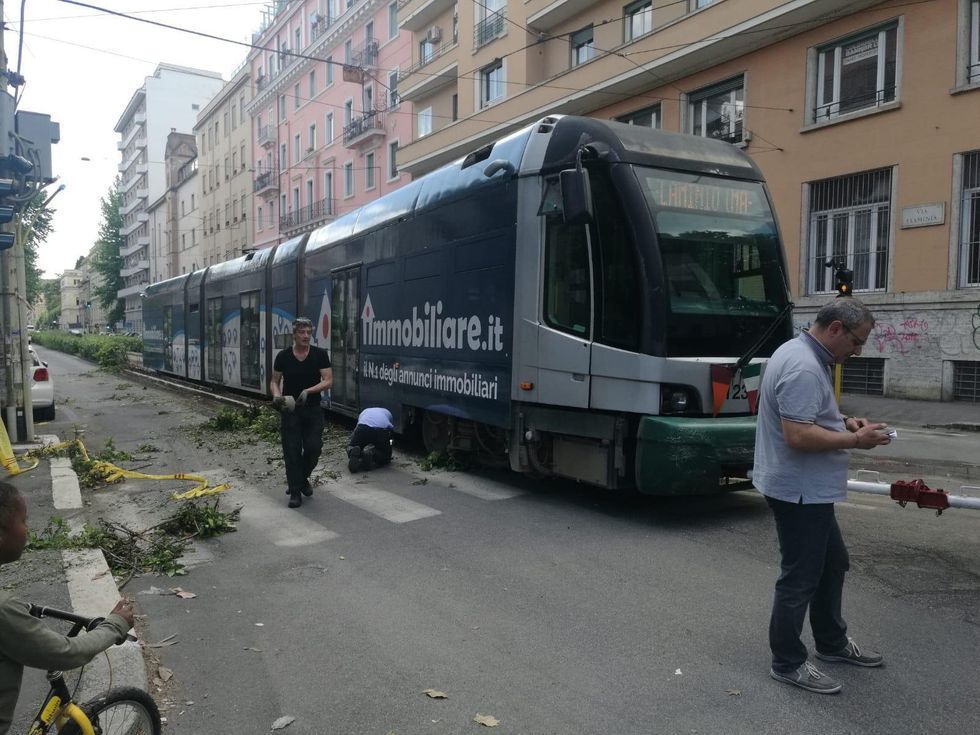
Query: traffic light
0,178,16,250
835,266,854,297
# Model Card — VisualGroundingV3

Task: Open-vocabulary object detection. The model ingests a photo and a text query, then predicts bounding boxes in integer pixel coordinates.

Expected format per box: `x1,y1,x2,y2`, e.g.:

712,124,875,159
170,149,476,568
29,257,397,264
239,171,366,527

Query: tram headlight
660,386,698,415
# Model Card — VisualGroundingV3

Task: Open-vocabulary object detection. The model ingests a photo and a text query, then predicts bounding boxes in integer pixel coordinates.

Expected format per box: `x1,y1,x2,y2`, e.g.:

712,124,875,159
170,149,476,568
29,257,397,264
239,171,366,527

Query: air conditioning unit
426,26,442,43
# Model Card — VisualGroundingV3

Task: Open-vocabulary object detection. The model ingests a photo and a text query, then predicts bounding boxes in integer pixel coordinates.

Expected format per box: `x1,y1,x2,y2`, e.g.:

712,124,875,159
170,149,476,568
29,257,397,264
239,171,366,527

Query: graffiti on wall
794,304,980,358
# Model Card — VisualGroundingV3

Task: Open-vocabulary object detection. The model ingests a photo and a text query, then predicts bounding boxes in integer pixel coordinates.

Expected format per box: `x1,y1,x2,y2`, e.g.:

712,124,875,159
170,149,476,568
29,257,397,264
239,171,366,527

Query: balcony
280,198,336,233
474,9,506,49
310,12,333,42
343,109,385,147
119,212,149,237
117,283,147,299
119,192,146,216
120,260,150,279
398,41,458,101
257,124,276,148
526,0,594,32
349,39,380,69
254,170,280,197
119,239,147,258
399,0,454,33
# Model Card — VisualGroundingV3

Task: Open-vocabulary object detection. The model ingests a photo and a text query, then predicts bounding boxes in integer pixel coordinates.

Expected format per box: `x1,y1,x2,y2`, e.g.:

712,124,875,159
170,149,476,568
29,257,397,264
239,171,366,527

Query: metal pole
13,223,31,439
848,479,980,511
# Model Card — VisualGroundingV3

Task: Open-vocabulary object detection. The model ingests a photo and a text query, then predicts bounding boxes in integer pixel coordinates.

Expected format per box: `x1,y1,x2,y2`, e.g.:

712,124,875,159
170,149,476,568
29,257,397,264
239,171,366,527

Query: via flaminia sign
901,203,945,229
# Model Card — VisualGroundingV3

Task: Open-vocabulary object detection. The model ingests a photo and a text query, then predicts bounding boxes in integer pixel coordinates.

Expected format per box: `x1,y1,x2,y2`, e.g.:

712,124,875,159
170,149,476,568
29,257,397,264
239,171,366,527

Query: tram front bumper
635,415,758,495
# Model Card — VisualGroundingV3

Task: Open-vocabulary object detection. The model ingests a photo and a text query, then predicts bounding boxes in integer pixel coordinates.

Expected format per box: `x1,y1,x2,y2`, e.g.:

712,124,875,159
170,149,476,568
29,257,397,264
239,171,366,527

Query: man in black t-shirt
270,317,333,508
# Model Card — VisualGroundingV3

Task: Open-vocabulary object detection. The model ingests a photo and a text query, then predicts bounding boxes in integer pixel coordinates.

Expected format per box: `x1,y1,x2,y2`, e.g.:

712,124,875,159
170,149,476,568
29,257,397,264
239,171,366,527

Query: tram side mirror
559,167,593,226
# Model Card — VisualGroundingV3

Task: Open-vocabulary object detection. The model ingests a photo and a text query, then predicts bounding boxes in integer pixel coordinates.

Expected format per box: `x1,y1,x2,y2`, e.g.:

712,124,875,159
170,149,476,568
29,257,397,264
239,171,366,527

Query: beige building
58,269,84,330
147,133,199,283
194,66,253,264
77,249,108,332
396,0,980,401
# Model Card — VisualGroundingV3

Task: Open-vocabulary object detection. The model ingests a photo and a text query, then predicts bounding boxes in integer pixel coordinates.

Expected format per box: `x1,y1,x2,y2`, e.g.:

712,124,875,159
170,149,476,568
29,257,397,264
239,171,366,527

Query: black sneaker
288,491,302,508
347,446,363,473
770,661,842,694
363,445,377,467
301,479,313,497
815,638,883,667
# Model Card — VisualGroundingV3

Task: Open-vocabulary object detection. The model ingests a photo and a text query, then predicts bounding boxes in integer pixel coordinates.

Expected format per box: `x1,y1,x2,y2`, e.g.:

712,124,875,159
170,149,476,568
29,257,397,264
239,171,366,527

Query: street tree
39,277,60,327
90,180,125,325
19,190,55,307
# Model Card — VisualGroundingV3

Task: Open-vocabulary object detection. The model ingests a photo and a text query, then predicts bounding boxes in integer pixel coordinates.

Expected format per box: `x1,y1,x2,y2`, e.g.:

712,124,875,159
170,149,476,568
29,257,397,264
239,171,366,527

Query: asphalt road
16,347,980,735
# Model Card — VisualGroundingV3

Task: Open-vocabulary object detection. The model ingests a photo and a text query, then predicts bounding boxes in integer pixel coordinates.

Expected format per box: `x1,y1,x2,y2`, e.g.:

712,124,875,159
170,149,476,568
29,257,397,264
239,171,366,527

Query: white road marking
198,470,339,546
328,482,442,523
50,457,82,509
436,473,523,501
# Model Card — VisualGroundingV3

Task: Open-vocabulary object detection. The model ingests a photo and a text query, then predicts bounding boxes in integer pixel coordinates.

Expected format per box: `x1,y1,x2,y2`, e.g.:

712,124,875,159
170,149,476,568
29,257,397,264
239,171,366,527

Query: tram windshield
637,167,790,357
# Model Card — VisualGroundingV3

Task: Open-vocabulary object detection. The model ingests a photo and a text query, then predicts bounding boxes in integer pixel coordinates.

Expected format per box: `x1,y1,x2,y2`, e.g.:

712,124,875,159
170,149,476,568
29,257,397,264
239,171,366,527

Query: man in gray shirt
754,299,891,694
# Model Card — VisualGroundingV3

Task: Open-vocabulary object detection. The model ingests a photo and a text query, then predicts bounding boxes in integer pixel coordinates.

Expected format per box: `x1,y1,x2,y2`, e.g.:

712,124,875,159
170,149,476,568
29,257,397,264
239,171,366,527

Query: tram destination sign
644,173,768,218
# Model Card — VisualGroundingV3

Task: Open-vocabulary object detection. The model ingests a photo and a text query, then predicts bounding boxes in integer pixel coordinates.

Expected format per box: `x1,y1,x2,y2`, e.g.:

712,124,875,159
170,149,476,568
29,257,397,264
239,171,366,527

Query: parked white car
29,347,55,421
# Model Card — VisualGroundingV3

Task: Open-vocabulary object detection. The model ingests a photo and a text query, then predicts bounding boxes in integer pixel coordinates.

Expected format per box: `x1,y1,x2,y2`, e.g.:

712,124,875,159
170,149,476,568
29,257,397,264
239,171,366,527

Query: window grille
961,151,980,286
841,357,885,395
953,360,980,401
808,168,891,294
815,24,897,120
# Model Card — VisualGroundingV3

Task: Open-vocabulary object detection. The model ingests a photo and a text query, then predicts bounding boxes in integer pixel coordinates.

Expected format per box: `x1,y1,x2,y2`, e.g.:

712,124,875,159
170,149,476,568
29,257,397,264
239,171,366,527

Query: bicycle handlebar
29,604,104,633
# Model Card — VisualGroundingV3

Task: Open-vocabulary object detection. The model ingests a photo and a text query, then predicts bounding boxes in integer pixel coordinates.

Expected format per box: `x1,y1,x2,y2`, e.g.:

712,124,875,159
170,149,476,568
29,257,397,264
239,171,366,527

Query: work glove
271,395,285,412
297,390,310,406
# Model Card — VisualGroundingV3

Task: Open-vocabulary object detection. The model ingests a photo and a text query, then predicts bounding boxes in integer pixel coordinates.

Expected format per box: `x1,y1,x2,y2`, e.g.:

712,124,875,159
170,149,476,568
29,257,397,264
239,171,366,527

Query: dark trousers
280,404,325,493
348,424,392,465
766,496,850,673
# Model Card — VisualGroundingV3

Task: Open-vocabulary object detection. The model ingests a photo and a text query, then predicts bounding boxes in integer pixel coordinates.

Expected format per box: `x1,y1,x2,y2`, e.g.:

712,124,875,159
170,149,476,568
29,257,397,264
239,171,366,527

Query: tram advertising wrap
144,115,792,496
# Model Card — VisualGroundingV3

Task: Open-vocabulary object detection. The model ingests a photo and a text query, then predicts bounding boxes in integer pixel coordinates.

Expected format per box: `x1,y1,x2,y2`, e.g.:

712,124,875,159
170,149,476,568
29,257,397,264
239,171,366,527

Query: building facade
395,0,980,401
194,66,254,265
246,0,413,250
58,269,84,330
148,133,201,282
114,63,225,332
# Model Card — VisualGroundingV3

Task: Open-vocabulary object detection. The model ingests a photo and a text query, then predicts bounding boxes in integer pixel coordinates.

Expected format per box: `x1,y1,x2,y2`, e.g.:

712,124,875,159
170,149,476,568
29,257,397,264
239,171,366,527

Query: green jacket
0,592,129,734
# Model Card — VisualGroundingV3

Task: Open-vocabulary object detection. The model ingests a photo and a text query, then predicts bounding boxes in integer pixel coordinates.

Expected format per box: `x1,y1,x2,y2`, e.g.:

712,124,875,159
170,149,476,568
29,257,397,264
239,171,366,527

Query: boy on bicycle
0,481,134,734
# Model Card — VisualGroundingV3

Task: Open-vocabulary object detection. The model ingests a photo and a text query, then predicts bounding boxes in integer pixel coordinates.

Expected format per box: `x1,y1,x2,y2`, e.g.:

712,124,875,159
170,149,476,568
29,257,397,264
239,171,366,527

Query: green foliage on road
198,405,281,444
30,331,142,370
27,500,241,578
418,451,467,472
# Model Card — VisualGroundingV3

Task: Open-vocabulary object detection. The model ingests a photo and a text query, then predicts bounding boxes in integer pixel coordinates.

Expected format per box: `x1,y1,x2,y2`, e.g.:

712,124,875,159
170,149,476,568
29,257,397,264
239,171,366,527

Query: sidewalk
839,393,980,431
3,437,147,731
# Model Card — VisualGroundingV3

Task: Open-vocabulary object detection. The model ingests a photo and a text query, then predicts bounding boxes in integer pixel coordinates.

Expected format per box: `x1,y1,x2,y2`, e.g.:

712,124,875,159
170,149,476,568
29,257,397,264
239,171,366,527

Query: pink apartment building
246,0,413,250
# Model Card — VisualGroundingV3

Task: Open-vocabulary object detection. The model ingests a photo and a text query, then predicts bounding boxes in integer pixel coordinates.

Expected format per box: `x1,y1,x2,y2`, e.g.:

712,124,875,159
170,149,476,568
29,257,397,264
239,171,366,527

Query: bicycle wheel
59,686,161,735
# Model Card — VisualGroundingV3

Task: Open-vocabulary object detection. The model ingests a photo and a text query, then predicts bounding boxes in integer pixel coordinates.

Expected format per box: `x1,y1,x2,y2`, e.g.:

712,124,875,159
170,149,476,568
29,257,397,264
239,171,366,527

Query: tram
143,115,793,495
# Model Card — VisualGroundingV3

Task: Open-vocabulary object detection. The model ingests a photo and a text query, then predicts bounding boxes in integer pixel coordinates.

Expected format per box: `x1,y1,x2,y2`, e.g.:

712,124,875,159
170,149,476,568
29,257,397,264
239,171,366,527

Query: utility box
15,110,60,184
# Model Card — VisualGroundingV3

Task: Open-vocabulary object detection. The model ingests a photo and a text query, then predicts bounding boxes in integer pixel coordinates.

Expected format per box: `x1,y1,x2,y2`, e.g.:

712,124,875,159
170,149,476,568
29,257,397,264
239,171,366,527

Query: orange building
396,0,980,401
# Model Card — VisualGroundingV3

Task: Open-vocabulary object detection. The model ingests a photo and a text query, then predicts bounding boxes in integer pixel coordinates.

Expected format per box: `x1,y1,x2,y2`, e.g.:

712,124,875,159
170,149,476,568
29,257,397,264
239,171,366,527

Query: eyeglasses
842,324,867,347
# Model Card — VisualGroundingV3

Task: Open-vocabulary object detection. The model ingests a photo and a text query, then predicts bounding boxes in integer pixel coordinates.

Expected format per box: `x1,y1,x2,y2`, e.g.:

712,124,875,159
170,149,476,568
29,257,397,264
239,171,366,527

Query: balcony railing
343,109,385,146
311,13,334,42
474,10,506,49
400,38,457,82
257,124,275,147
350,38,379,68
254,170,280,194
280,197,336,231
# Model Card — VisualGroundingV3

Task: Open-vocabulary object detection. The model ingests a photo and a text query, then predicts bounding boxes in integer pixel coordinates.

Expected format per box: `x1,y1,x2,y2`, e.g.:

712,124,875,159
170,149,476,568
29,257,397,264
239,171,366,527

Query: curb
34,435,149,696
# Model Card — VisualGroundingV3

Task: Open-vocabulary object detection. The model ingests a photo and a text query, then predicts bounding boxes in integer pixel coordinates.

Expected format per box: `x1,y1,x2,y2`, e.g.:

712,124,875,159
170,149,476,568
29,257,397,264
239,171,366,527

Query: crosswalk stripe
199,471,339,546
327,481,442,523
434,473,523,501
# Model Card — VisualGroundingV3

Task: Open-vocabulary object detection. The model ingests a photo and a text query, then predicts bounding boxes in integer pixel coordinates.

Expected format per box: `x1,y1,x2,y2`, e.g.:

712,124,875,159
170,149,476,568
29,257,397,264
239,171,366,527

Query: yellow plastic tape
27,439,231,499
0,415,39,476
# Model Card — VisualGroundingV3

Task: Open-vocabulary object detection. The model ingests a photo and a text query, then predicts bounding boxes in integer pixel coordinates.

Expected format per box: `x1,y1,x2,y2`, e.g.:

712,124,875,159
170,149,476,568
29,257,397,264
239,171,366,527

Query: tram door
162,306,174,372
240,291,261,388
329,266,360,411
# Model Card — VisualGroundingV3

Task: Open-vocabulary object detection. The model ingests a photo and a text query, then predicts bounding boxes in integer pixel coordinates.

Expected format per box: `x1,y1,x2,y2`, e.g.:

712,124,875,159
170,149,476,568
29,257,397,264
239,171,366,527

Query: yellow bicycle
26,604,161,735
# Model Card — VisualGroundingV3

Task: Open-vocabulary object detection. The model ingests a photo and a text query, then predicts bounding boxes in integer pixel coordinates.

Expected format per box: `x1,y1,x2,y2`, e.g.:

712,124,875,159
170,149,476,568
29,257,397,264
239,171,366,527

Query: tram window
240,291,261,388
589,171,640,350
544,215,591,336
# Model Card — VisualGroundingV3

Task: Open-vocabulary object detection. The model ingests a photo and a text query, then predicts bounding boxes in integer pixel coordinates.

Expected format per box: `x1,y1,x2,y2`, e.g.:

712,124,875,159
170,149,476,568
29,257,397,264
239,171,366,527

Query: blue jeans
280,404,325,493
766,497,850,673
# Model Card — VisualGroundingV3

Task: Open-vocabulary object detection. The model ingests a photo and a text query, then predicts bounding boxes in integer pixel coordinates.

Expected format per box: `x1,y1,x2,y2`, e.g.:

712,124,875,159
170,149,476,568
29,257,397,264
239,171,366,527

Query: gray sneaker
770,661,842,694
815,637,883,667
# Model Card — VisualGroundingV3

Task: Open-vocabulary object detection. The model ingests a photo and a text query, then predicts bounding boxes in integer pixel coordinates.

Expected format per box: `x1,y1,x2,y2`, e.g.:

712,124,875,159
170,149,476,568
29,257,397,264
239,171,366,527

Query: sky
5,0,268,278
